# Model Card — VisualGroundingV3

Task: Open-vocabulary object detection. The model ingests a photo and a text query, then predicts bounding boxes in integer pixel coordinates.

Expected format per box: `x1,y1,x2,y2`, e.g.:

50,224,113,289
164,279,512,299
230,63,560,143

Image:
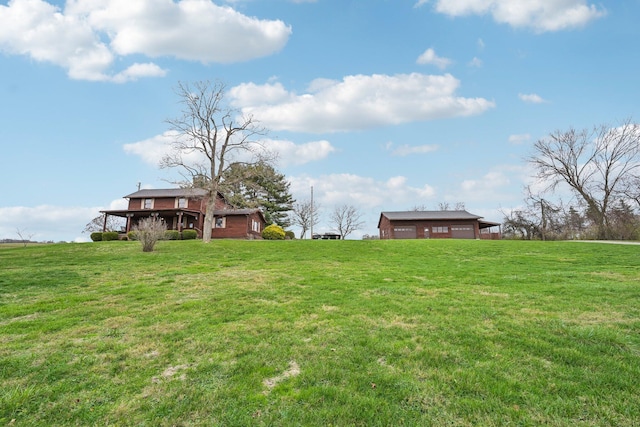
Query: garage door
393,226,417,239
451,225,475,239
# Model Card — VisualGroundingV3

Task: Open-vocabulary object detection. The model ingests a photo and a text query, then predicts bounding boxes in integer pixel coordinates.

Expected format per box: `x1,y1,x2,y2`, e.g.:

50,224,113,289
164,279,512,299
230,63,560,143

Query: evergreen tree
221,162,294,227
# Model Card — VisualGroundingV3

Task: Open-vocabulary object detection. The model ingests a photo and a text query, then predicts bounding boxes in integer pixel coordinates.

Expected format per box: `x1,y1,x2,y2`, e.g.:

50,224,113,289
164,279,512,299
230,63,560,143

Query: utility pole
540,198,546,241
310,185,314,239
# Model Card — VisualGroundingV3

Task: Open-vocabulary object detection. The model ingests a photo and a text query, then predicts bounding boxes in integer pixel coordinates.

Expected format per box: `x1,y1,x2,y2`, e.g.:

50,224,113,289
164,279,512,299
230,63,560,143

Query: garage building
378,210,501,240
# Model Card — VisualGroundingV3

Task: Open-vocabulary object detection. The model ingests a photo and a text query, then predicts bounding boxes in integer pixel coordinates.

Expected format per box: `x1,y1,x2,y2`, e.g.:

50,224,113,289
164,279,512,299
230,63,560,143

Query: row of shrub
90,230,198,242
91,226,296,242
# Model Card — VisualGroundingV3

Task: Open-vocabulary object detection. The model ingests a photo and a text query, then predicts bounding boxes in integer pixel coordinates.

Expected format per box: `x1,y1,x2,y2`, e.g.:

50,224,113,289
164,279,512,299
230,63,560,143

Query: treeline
509,119,640,241
502,200,639,241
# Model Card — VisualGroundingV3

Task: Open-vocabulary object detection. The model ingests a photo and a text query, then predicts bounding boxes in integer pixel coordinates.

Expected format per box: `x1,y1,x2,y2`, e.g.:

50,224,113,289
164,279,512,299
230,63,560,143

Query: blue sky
1,0,639,241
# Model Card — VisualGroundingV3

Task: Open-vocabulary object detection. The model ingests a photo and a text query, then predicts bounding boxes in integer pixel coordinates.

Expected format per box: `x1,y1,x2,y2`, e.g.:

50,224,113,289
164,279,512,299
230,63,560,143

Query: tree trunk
202,193,217,243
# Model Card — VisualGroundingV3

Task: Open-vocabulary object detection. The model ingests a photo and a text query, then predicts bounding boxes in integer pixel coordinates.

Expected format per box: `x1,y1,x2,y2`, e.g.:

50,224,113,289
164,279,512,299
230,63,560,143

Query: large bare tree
161,81,268,243
528,119,640,239
83,213,125,234
290,199,320,239
330,204,364,239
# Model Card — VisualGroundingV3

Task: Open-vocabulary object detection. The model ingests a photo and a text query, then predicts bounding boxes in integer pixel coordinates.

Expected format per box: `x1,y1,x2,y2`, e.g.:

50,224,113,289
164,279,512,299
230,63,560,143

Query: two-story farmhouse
378,210,501,240
101,188,266,239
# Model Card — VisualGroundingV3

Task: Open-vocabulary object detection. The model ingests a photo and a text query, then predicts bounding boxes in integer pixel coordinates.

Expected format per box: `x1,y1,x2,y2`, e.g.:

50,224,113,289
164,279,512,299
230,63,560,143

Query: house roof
124,188,209,199
378,210,487,228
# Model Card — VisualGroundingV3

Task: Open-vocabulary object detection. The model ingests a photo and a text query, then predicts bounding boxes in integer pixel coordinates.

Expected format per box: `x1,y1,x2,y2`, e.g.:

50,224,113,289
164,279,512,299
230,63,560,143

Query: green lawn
1,240,639,426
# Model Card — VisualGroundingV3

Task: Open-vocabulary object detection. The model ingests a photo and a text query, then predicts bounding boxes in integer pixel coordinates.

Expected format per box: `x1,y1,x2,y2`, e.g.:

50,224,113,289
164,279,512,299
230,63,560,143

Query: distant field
0,243,48,249
1,240,639,426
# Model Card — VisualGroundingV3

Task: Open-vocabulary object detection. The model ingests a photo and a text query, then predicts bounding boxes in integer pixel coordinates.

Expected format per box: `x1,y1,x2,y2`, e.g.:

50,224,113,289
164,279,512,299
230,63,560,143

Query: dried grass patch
263,361,300,393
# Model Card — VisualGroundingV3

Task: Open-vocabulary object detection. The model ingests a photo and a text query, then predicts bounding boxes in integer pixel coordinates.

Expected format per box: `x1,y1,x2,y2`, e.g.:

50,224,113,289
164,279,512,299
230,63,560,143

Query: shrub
182,230,198,240
133,217,167,252
102,231,120,241
164,230,181,240
90,232,103,242
127,231,138,241
285,230,295,240
262,224,285,240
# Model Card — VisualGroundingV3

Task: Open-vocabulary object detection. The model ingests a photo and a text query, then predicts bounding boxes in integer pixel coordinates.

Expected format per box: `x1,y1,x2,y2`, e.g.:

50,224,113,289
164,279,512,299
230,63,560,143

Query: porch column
126,213,134,233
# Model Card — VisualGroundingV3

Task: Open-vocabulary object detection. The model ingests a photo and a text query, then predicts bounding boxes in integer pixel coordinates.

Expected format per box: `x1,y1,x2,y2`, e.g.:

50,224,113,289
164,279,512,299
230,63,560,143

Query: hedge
101,231,120,241
164,230,181,240
182,230,198,240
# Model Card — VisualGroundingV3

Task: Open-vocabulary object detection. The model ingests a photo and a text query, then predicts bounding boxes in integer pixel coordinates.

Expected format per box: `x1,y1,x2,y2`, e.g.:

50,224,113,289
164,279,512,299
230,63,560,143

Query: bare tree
525,187,562,241
15,228,35,247
500,209,540,240
437,202,465,211
622,175,640,210
132,217,166,252
329,204,364,239
161,80,269,243
290,199,320,239
528,119,640,239
83,213,125,234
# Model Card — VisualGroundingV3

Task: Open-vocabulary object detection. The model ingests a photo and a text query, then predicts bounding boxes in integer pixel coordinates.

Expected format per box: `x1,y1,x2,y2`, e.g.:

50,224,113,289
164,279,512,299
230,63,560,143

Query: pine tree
221,162,294,227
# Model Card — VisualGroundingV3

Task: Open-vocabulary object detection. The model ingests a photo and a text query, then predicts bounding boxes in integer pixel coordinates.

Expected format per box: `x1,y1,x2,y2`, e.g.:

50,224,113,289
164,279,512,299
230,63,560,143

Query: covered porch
100,208,203,237
479,220,502,240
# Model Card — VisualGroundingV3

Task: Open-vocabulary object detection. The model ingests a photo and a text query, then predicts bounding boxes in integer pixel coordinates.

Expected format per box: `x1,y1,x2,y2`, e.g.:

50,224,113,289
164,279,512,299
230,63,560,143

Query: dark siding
382,217,481,239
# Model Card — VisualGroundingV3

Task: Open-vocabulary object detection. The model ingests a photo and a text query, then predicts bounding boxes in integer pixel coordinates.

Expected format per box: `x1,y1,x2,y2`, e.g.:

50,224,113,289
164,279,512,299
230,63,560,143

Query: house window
143,198,153,209
252,219,261,233
215,217,226,228
177,198,187,208
432,226,449,233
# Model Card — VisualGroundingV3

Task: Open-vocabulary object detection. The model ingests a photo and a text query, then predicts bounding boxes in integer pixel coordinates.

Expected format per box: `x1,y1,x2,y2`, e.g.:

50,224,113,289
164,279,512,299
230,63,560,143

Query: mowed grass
1,240,639,426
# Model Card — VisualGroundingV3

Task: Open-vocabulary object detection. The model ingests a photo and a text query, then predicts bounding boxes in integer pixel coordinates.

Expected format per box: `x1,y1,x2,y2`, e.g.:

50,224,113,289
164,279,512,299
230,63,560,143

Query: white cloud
428,0,605,32
0,204,104,242
454,165,528,205
78,0,291,62
461,171,510,193
468,57,483,68
519,93,547,104
386,143,439,157
229,73,495,133
112,62,168,83
0,0,114,81
0,0,291,82
509,134,531,144
289,174,436,210
123,131,178,166
124,132,335,168
266,140,337,167
416,48,452,69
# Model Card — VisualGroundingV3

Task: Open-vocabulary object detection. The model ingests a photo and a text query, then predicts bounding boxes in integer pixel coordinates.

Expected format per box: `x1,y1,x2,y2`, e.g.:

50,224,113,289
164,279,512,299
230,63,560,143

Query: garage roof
377,210,499,229
381,210,482,221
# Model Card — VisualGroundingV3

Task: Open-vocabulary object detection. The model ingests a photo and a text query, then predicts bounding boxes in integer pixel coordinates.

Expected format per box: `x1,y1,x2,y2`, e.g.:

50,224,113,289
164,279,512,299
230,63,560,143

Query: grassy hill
1,240,639,426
